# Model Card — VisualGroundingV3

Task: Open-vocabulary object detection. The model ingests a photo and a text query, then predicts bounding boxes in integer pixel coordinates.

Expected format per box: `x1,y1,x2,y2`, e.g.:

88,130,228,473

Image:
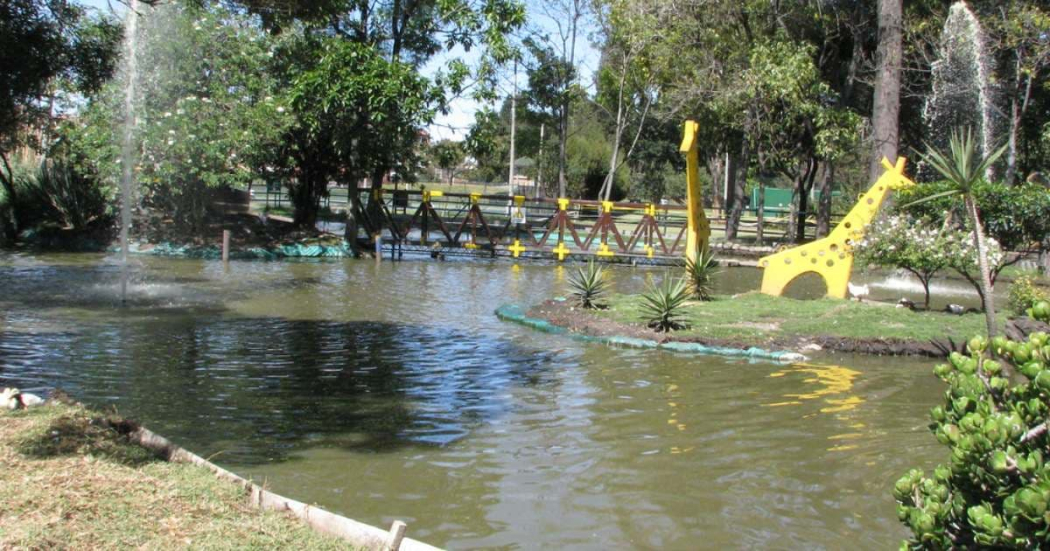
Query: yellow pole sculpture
758,157,915,299
679,120,711,263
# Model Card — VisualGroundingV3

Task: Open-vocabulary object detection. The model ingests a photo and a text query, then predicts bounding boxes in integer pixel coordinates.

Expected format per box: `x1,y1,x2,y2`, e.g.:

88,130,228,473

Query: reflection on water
0,252,946,549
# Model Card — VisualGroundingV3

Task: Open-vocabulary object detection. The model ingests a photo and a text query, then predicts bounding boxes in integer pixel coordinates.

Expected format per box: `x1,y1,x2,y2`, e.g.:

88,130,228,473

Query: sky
76,0,599,141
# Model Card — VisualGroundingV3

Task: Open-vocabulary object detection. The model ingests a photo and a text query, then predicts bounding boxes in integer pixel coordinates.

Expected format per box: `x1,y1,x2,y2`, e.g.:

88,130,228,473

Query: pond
0,252,946,549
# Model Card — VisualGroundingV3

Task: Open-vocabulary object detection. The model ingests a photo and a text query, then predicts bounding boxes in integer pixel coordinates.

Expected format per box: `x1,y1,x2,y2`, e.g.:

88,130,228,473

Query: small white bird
847,282,870,302
897,297,916,310
1,388,44,410
945,303,966,315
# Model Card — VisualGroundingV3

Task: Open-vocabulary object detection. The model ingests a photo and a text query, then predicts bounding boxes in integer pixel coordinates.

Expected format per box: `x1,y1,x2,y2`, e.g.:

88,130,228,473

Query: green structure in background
748,188,842,215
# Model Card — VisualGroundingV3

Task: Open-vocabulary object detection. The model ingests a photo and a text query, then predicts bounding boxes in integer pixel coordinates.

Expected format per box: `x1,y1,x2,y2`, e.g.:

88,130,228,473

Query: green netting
496,303,806,363
125,240,355,260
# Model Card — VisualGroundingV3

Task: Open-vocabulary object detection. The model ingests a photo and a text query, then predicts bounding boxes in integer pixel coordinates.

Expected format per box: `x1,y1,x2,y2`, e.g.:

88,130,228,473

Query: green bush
895,333,1050,548
1010,277,1050,316
639,274,690,332
567,260,609,309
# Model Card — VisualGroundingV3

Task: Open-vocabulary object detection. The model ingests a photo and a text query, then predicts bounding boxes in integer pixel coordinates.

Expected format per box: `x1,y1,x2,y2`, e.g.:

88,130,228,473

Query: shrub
640,274,690,332
894,333,1050,548
567,260,609,309
684,248,719,301
1009,277,1049,316
856,215,950,309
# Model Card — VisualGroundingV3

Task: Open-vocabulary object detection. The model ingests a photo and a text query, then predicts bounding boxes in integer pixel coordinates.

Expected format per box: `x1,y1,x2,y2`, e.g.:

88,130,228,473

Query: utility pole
536,123,545,198
508,58,517,198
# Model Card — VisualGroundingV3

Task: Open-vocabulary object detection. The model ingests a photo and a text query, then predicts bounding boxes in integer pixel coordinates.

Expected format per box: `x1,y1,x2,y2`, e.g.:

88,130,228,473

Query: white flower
164,112,172,118
276,106,285,113
177,109,184,115
167,139,175,146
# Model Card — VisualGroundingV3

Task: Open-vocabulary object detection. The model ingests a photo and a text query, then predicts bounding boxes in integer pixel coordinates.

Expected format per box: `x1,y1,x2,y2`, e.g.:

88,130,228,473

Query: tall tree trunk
815,163,833,237
967,196,997,337
869,0,902,183
0,151,19,241
1006,65,1033,186
708,153,725,211
725,139,749,241
794,158,818,243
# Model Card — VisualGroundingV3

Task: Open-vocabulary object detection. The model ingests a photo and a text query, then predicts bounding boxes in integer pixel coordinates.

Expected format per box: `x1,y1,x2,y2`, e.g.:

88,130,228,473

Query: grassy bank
0,403,345,550
593,291,1000,343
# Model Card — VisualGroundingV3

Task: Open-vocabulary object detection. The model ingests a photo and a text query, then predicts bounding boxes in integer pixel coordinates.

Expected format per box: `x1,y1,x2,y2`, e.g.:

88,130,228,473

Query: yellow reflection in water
765,363,868,452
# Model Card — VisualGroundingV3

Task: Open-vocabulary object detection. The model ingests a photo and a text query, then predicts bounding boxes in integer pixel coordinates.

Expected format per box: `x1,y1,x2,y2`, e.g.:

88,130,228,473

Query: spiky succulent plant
568,260,609,309
639,274,690,332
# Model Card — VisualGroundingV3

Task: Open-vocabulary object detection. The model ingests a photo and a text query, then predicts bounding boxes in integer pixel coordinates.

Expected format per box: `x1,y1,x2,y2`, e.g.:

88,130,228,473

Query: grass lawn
0,404,346,550
594,291,1002,342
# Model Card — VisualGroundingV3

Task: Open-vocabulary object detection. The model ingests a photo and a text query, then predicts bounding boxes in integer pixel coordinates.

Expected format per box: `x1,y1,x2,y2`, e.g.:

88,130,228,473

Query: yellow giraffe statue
758,157,915,299
680,120,711,263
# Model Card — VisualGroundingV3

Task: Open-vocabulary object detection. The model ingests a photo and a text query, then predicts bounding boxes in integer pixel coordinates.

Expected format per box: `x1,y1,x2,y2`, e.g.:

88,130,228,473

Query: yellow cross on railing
552,241,571,261
508,239,527,258
645,245,654,258
597,243,615,257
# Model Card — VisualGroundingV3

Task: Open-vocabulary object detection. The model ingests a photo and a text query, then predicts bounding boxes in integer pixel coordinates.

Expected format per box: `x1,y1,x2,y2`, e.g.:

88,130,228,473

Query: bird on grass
847,282,870,302
1,388,44,410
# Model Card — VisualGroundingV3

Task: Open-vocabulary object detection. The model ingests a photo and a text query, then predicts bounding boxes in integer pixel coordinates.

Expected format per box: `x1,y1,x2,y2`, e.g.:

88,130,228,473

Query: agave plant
568,260,609,309
915,127,1008,338
683,248,719,301
640,274,690,332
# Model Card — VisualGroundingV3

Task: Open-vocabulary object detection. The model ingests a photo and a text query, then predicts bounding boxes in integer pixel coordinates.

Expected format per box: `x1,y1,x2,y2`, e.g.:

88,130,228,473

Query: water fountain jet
922,1,1001,180
118,0,140,305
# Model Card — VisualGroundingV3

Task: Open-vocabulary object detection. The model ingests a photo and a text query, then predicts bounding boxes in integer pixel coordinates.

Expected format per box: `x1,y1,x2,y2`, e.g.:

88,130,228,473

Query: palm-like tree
916,128,1007,337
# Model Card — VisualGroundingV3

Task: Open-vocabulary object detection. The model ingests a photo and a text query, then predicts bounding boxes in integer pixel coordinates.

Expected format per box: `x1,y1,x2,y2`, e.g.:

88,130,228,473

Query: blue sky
75,0,598,140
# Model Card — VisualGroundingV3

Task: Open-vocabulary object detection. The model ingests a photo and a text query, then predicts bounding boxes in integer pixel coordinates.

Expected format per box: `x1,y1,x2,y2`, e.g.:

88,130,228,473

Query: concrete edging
129,426,441,551
495,303,807,363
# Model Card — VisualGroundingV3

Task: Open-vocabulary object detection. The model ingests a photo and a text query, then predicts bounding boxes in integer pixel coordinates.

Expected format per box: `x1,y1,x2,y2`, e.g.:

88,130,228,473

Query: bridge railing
249,184,842,259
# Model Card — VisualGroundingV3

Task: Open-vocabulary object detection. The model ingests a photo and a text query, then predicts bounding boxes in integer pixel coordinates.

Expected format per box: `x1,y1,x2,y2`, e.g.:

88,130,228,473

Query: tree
432,140,464,186
869,0,902,183
274,36,435,227
0,0,121,239
531,0,587,198
592,0,659,201
522,37,579,198
917,127,1008,338
124,3,290,234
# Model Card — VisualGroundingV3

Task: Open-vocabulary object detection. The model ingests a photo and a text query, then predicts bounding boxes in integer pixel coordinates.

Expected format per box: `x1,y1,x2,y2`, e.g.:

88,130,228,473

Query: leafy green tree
431,140,465,186
271,36,435,227
0,0,121,239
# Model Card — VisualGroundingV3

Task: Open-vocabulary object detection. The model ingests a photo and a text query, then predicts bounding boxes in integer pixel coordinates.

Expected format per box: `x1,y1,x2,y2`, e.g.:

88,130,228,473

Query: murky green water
0,252,946,549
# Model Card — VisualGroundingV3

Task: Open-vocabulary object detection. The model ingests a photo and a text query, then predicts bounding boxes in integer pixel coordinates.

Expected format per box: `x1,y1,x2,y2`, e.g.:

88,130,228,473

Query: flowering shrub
857,214,1004,308
856,215,950,309
1009,277,1049,316
895,333,1050,548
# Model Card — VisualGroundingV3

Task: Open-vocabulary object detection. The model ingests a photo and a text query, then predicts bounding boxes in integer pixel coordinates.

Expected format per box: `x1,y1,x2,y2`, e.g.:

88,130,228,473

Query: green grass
594,291,1001,342
0,404,347,550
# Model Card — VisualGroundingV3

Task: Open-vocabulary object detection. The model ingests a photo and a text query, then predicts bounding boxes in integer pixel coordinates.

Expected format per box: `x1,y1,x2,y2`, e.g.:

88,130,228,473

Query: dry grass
0,404,347,550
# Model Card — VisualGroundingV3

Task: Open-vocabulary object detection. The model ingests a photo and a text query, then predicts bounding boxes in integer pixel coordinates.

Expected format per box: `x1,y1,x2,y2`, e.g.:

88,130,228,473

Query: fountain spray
119,0,140,305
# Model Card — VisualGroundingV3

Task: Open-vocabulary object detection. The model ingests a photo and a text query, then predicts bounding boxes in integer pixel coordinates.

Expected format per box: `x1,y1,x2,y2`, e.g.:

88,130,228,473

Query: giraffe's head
880,157,915,191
